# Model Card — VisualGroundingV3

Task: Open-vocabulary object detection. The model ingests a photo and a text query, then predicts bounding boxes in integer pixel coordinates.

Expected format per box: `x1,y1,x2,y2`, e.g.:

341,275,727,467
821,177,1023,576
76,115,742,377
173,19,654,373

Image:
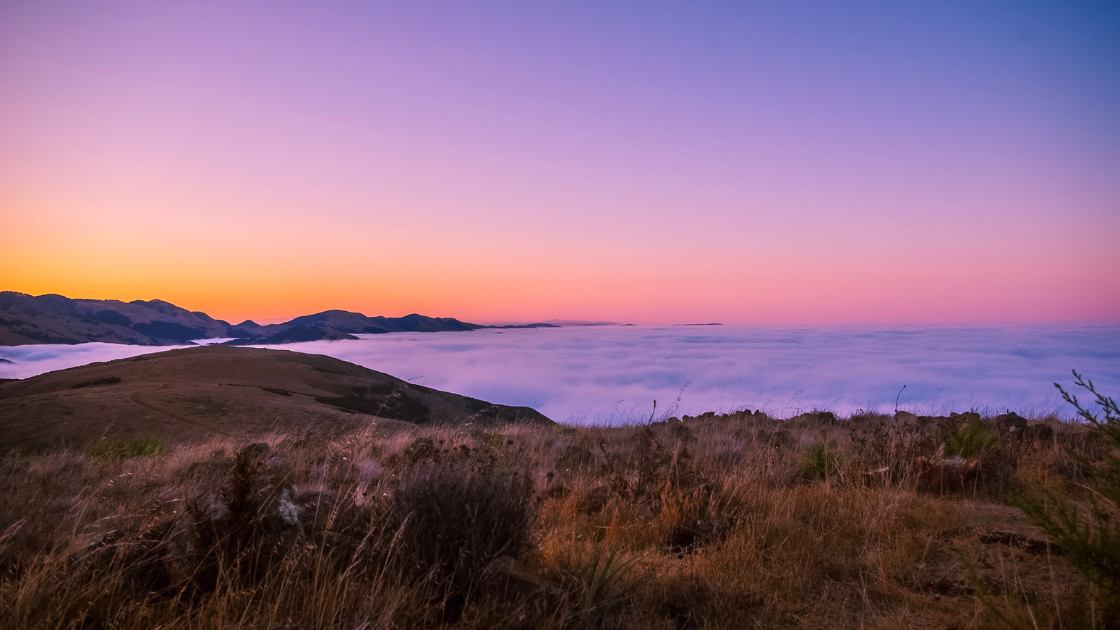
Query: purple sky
2,1,1118,324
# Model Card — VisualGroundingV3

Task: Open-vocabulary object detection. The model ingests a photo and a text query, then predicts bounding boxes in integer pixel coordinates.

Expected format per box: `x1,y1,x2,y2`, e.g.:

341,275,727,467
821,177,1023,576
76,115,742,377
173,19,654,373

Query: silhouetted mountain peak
0,293,525,347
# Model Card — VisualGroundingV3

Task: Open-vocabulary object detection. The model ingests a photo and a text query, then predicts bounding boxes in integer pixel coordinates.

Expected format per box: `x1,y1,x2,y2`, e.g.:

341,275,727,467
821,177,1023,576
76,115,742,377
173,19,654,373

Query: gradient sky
2,1,1118,325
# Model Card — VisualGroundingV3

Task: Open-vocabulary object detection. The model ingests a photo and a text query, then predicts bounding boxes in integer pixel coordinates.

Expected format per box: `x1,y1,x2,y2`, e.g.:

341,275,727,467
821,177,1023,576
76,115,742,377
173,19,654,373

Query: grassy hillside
0,408,1113,629
0,346,551,449
0,292,237,345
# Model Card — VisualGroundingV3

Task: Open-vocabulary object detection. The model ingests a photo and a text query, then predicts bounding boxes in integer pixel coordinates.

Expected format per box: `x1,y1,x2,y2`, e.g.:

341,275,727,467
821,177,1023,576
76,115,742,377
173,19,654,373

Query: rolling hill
0,292,555,346
0,292,239,345
0,345,552,449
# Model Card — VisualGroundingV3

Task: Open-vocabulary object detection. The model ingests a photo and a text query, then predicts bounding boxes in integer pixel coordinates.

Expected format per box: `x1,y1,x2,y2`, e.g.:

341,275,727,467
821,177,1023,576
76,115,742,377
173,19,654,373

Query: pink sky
2,2,1118,325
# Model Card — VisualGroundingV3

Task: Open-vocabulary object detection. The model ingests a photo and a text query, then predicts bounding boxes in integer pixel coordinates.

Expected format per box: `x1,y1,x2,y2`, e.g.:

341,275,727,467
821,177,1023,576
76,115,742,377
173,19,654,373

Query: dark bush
70,376,122,389
392,460,533,608
185,442,298,593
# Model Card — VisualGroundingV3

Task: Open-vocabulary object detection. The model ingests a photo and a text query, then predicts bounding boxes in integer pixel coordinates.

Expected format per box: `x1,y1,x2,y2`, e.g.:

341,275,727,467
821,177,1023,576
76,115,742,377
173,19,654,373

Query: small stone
995,412,1028,433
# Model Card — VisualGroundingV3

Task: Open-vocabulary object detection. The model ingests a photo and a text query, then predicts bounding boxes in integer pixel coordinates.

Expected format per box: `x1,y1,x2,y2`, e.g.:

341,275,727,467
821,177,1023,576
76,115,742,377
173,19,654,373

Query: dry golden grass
0,411,1112,629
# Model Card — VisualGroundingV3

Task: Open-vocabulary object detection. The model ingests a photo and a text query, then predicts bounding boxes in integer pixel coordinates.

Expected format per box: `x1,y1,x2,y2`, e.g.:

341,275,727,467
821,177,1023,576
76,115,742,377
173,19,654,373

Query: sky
2,1,1118,325
3,325,1118,423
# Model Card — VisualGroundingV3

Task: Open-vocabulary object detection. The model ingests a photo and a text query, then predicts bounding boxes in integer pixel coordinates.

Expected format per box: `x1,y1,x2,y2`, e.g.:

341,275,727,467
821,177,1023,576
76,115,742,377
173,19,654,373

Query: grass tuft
83,435,168,459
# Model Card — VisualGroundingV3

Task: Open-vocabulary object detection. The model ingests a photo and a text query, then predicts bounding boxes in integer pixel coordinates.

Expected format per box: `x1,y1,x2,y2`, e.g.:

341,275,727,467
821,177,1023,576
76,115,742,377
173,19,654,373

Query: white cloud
2,326,1117,423
0,343,174,379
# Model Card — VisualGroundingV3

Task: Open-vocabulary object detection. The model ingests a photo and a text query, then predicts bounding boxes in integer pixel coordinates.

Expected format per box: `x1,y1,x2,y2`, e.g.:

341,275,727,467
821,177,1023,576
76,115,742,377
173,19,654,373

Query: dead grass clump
392,459,534,620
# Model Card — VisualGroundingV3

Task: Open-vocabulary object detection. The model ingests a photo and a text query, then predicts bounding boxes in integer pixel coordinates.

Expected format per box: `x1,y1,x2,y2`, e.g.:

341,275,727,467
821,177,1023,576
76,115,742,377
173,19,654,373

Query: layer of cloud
0,343,175,379
2,326,1117,423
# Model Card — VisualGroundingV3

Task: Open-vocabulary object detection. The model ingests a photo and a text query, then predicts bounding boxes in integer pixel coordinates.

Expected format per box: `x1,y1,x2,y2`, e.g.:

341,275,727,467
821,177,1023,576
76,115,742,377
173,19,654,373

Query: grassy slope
0,411,1111,629
0,346,550,449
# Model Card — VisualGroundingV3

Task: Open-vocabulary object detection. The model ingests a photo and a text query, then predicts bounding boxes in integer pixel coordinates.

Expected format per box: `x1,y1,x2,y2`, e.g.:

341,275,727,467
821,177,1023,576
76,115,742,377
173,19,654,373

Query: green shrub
1015,371,1120,615
940,415,998,458
83,435,168,460
802,439,839,480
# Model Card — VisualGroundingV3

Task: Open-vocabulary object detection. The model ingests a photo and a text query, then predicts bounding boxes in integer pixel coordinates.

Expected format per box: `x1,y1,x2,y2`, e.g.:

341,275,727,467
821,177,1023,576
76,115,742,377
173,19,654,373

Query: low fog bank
2,325,1117,424
0,343,175,378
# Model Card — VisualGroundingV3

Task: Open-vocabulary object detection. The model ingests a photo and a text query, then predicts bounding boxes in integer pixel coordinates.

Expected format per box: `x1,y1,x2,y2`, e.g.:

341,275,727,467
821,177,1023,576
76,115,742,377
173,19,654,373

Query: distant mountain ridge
0,292,555,346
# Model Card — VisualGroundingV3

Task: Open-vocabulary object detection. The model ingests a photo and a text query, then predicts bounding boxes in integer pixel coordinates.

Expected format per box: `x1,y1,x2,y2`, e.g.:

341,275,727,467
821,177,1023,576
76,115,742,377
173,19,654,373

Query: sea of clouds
2,325,1118,424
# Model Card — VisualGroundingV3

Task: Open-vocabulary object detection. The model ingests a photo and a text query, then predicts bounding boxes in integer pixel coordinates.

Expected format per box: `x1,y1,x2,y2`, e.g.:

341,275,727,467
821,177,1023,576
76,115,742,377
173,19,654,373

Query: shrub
939,414,998,458
1016,371,1120,615
561,547,643,622
599,424,672,501
801,438,839,480
185,442,298,593
391,460,533,611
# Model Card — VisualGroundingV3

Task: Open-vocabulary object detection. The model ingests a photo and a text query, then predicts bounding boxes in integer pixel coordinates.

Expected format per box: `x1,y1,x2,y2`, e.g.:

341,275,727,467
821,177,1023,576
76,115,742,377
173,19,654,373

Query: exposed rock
995,412,1028,434
949,411,981,423
793,411,837,424
894,411,918,423
652,417,693,441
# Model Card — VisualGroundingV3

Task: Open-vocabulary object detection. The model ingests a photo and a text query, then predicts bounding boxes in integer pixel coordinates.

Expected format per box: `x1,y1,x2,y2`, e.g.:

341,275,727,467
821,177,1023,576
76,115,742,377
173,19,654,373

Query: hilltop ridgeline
0,345,552,448
0,291,555,346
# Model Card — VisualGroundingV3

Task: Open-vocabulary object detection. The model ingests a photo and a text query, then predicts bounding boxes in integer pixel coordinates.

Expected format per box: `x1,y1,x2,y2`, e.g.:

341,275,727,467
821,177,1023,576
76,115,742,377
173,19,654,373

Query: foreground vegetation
1,401,1117,629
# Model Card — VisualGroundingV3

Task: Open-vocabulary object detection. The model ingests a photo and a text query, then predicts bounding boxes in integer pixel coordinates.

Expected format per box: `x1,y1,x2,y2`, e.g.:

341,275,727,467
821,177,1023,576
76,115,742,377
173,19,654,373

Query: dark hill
0,345,552,449
224,310,485,344
225,323,360,345
0,292,235,345
0,292,556,346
